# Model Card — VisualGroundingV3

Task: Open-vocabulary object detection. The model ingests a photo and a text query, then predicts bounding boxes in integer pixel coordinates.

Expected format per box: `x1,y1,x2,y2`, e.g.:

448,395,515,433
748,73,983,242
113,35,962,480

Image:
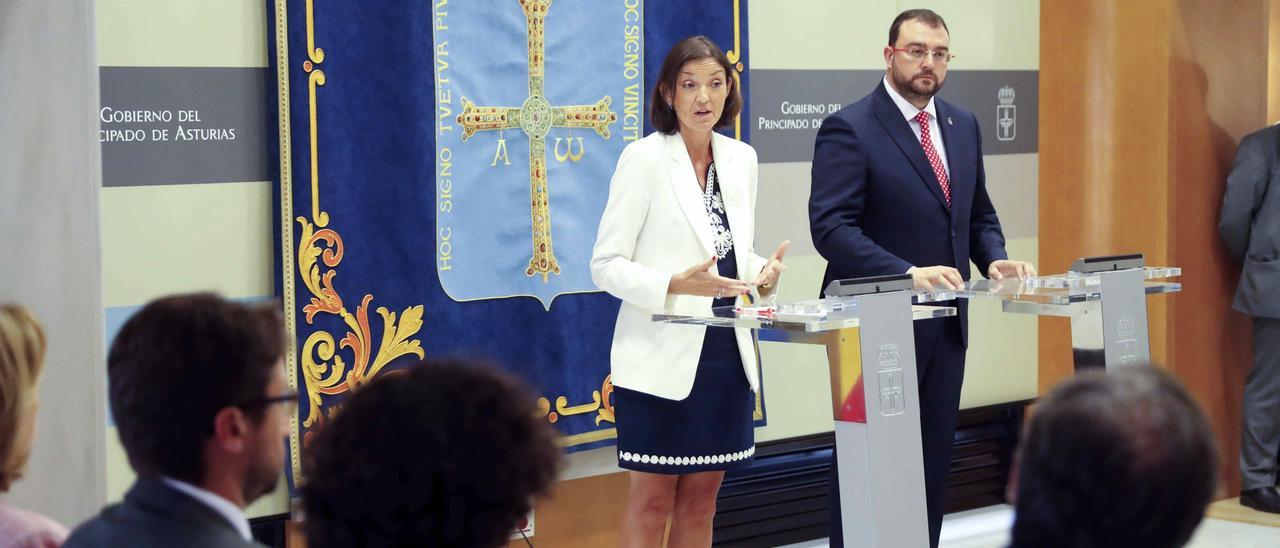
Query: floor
778,499,1280,548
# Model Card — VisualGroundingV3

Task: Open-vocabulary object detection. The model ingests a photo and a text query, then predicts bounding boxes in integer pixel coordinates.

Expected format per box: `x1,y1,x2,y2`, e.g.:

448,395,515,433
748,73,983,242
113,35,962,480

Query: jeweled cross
457,0,618,282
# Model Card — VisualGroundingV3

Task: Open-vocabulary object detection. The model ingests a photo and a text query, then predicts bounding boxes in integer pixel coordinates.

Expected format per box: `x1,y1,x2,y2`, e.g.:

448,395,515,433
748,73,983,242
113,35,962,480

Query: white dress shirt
883,76,950,178
161,477,252,541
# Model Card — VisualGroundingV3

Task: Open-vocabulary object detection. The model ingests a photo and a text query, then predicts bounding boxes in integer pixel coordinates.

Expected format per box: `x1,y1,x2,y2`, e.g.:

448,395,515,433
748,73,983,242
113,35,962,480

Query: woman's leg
667,470,726,548
619,471,679,548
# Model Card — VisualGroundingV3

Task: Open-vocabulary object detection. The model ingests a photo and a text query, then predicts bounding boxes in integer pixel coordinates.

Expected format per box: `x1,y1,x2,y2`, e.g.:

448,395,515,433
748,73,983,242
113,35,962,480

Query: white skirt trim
618,445,756,467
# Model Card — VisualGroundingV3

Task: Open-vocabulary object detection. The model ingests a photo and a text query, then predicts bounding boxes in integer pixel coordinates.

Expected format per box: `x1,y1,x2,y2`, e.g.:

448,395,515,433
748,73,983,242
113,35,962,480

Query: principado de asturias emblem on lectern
996,85,1016,142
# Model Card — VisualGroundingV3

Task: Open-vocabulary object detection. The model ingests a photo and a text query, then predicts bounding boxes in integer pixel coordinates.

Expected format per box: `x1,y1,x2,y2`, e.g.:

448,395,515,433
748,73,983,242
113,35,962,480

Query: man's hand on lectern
987,259,1037,281
907,265,963,291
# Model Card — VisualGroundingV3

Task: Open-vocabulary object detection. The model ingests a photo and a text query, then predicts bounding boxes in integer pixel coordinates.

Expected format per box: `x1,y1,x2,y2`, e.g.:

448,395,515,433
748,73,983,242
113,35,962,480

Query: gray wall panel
752,69,1038,163
982,153,1038,239
99,67,270,186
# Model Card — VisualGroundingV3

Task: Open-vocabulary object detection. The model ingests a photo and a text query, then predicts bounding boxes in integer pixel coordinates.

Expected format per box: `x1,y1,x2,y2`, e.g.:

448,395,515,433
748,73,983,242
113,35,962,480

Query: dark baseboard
714,433,835,547
944,400,1029,514
713,399,1031,546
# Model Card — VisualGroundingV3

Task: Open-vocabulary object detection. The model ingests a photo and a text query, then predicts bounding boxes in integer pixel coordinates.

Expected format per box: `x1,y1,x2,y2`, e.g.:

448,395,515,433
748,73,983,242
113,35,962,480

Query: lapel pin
947,117,953,126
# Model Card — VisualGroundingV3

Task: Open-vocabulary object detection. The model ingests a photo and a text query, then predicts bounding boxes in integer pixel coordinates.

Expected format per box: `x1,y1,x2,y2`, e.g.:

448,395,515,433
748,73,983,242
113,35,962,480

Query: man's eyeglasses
239,391,299,413
892,47,954,64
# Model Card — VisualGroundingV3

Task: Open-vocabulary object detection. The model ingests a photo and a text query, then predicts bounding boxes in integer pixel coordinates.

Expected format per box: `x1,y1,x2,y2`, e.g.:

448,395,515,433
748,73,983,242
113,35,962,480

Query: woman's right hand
667,256,752,298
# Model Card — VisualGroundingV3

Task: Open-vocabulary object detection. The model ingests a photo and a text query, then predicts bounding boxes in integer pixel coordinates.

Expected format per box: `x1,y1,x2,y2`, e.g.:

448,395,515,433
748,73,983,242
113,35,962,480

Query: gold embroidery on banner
279,1,427,482
295,218,427,430
303,0,328,227
597,374,616,425
537,374,616,428
560,427,618,446
304,58,329,228
536,397,553,418
553,135,585,163
305,0,325,65
556,393,601,417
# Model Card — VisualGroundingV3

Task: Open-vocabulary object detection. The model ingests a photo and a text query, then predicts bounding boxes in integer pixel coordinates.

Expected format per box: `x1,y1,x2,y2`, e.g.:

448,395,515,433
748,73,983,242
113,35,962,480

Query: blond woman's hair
0,304,46,491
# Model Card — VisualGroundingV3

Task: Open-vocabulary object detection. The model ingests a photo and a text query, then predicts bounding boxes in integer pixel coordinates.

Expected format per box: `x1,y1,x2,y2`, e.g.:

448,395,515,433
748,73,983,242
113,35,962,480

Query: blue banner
269,0,751,485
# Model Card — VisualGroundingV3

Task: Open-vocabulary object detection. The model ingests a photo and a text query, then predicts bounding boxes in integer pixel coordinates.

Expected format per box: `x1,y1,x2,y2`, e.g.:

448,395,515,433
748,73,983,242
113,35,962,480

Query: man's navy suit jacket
809,81,1008,342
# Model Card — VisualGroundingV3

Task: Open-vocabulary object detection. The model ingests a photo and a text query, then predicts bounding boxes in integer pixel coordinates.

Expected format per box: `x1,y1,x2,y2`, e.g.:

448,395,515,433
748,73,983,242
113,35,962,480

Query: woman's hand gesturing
668,256,752,298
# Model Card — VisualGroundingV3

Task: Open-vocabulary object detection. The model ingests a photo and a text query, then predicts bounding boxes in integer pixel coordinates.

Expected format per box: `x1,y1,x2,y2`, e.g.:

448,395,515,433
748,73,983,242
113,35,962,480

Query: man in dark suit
1220,124,1280,514
809,9,1034,547
65,294,292,547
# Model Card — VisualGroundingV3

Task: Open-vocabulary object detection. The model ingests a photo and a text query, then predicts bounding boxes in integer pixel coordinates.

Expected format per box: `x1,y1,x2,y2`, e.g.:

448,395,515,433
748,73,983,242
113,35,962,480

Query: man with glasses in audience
65,293,293,548
809,9,1035,547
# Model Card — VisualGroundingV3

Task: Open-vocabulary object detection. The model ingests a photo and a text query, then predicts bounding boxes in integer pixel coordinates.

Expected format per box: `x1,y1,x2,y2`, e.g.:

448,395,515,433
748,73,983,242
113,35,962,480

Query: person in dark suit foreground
65,294,292,548
301,358,562,548
1220,123,1280,514
1008,366,1218,548
809,9,1035,547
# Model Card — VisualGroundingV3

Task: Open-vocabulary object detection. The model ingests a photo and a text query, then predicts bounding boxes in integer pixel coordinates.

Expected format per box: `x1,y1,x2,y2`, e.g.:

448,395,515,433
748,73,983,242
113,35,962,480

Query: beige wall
95,0,288,518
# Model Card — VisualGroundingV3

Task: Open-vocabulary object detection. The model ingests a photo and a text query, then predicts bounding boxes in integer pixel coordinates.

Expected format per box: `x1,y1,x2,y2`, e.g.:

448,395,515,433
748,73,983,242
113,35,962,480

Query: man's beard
893,69,944,104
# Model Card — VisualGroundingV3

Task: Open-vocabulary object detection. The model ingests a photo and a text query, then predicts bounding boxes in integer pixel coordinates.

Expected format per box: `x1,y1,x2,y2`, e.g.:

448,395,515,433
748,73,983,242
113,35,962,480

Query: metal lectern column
1066,257,1153,370
830,289,929,547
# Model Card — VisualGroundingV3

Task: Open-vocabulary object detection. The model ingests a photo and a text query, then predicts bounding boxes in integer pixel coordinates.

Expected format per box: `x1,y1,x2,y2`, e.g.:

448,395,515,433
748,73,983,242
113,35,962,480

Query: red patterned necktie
914,111,951,206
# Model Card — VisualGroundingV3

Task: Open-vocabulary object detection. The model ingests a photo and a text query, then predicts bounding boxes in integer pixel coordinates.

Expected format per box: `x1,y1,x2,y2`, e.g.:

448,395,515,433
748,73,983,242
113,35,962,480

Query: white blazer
591,131,771,400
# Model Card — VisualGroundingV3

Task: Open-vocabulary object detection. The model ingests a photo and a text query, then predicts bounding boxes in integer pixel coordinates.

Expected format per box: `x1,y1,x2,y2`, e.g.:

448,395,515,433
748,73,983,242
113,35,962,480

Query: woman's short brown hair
650,35,742,135
0,304,46,492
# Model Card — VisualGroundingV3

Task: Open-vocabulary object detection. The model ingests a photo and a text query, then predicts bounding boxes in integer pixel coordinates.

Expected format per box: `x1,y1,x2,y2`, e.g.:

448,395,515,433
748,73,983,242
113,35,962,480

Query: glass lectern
650,255,1180,545
917,254,1182,370
653,274,953,547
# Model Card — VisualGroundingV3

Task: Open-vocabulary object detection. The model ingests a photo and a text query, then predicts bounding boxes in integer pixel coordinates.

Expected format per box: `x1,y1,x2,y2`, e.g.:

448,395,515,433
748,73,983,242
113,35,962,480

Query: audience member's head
0,304,47,493
108,293,290,507
1009,366,1218,548
303,358,563,548
0,303,69,544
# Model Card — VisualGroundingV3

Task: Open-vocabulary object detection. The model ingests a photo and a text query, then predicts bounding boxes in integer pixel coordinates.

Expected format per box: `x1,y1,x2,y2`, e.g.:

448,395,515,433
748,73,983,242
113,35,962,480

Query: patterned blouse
703,163,733,259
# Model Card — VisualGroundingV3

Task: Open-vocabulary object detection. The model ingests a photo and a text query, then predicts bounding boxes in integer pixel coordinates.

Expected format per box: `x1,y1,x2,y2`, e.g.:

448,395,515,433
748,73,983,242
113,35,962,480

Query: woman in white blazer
591,36,788,548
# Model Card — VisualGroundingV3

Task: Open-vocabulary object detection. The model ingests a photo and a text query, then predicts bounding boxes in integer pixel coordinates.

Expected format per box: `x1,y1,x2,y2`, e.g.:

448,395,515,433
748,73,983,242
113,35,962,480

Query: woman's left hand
754,241,790,296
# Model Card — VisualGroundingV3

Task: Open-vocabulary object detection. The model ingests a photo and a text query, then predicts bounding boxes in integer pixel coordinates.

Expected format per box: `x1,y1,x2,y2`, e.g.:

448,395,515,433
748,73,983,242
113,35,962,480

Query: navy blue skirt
614,303,756,474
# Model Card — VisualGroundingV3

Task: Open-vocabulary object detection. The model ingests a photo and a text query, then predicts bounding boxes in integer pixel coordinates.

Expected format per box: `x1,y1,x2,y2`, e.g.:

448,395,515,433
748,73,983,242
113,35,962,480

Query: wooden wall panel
1041,0,1271,497
1039,0,1173,393
1169,0,1268,499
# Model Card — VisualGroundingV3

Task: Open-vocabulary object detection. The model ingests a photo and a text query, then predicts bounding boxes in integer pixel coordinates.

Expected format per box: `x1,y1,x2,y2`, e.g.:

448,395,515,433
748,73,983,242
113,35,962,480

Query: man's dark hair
1010,366,1218,548
108,293,284,484
650,35,742,134
888,9,949,46
302,358,563,548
